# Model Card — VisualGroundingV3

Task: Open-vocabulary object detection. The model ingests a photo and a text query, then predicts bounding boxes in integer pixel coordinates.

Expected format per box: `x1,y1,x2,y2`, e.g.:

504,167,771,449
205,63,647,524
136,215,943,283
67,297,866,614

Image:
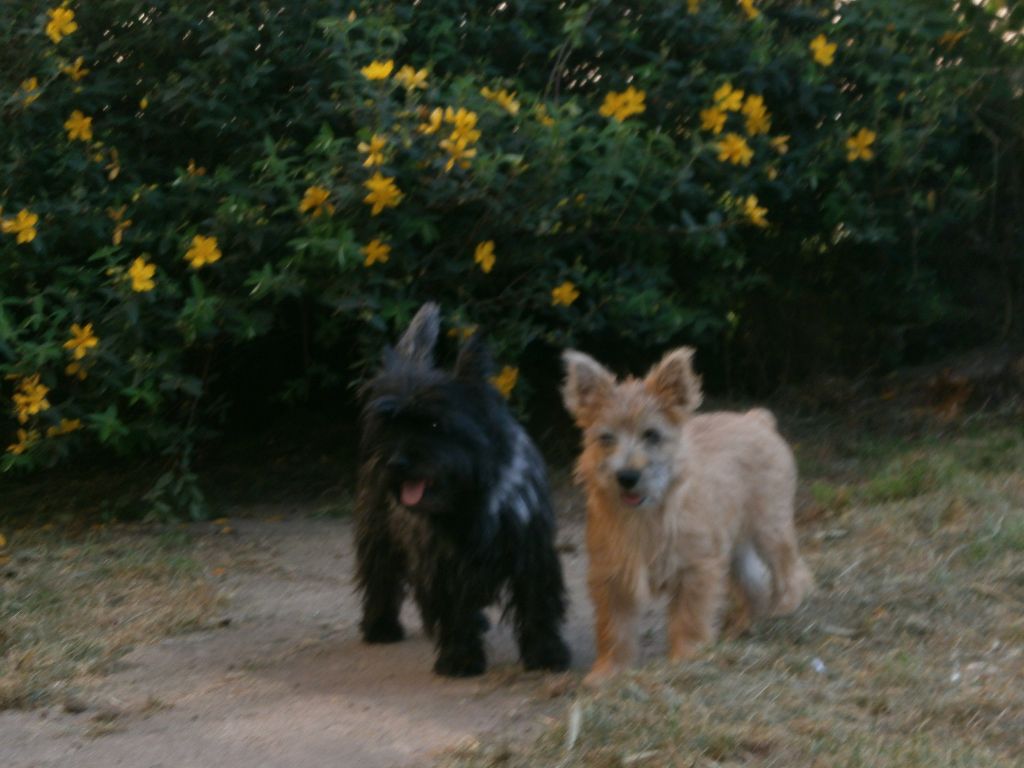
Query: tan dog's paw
720,597,753,641
582,659,622,688
668,641,702,663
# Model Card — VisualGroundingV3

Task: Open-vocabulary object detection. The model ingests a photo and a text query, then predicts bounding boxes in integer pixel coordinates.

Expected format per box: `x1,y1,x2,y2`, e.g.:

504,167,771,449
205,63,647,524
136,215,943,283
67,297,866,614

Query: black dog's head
360,303,510,516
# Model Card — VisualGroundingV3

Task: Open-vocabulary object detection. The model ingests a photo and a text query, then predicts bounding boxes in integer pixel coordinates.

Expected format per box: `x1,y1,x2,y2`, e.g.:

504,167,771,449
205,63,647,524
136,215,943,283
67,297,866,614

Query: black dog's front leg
512,518,571,672
433,617,486,677
429,574,486,677
354,484,406,644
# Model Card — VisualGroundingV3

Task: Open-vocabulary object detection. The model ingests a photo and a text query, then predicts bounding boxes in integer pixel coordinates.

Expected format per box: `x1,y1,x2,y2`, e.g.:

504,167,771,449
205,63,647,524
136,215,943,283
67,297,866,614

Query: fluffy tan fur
562,348,812,685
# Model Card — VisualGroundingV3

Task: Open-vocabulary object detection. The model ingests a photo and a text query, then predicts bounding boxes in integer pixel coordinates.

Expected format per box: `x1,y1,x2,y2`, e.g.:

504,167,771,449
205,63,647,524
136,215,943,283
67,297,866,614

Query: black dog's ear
395,302,440,366
454,333,494,381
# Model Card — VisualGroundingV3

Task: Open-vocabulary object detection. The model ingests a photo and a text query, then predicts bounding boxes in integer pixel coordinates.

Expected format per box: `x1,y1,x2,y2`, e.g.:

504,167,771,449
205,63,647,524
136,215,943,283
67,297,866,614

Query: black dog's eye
430,421,439,430
598,432,617,447
642,428,662,445
370,396,399,417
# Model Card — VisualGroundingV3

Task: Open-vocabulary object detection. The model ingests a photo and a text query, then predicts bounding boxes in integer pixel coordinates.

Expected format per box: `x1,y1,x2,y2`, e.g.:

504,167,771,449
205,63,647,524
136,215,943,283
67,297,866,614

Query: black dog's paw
522,635,571,672
361,617,405,644
434,645,487,677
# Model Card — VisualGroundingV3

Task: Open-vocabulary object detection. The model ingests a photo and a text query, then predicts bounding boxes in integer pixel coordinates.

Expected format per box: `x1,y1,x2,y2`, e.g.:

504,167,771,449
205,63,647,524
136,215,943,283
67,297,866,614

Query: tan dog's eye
642,428,662,446
598,432,616,447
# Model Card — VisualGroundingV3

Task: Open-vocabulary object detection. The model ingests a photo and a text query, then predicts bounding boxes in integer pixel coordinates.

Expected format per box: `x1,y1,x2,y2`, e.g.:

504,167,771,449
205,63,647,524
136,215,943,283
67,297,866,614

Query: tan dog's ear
561,350,615,426
645,347,702,413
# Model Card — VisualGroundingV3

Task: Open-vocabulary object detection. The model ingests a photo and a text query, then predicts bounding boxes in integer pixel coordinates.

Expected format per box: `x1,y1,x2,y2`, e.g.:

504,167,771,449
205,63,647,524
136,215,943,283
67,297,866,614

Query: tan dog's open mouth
620,491,646,507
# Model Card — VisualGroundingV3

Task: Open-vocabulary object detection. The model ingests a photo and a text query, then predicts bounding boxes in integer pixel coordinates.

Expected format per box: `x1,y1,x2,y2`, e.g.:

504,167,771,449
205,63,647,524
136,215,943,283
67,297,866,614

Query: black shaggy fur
354,303,570,677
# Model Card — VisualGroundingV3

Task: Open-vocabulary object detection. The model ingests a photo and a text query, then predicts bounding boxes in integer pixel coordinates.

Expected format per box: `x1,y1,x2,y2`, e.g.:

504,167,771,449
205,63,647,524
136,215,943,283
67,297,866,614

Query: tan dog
562,347,812,685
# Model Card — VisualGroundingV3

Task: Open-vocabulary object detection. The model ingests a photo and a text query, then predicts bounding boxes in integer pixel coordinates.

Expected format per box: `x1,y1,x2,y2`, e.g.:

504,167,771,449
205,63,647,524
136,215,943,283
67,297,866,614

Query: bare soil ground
0,490,619,768
2,410,1023,768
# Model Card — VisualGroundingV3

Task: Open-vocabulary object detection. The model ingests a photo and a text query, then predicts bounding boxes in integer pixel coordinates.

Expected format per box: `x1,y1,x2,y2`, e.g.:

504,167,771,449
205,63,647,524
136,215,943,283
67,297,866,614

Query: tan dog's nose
616,469,641,490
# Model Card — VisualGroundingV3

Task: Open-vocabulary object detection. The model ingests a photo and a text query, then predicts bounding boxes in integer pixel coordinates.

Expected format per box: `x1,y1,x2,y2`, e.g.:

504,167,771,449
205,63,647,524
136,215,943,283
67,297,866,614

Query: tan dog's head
561,348,702,509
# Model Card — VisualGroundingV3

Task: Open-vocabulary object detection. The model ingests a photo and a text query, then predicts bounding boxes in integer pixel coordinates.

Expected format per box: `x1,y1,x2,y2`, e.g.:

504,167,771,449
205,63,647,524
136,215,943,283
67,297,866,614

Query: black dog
354,303,570,677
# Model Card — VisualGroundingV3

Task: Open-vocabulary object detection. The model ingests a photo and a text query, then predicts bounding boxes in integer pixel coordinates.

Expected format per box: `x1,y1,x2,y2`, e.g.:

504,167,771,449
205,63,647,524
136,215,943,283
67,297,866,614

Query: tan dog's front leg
667,558,727,661
585,572,638,686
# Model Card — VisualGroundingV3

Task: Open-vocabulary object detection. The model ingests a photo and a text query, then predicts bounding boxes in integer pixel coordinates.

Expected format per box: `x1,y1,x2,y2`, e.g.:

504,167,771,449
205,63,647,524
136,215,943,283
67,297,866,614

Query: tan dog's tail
746,407,777,430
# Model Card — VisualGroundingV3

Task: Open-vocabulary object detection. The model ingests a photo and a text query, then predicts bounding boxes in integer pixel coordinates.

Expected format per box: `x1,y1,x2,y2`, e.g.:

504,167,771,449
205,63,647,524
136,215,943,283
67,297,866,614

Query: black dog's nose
387,455,410,472
616,469,641,490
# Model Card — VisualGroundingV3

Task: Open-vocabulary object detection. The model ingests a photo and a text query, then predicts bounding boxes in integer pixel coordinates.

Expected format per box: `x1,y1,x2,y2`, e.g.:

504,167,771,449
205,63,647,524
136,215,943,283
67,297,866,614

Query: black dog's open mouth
399,479,433,507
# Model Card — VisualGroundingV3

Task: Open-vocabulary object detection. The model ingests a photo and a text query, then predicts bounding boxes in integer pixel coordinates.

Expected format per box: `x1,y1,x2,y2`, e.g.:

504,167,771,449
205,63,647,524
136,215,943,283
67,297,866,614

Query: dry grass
0,526,220,709
444,415,1024,768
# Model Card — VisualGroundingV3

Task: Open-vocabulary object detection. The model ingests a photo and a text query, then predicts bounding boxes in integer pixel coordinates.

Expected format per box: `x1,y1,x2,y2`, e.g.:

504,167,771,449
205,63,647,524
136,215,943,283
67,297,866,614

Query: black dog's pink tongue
401,480,426,506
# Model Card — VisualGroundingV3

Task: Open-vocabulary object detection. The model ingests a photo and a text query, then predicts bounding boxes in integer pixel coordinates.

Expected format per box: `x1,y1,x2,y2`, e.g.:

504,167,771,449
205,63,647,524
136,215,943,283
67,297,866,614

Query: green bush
2,1,1021,513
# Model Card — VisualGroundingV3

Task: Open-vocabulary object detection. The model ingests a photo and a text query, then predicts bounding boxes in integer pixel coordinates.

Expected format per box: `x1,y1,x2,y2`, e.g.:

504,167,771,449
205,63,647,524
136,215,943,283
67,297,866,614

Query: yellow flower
738,0,759,20
394,65,429,91
358,134,388,167
599,86,646,122
7,429,39,455
810,34,837,67
474,241,496,273
713,83,744,112
65,362,88,380
12,375,50,424
362,172,403,215
418,107,443,135
716,133,754,166
184,234,222,268
937,30,968,50
1,209,39,245
128,256,156,292
107,205,132,245
186,159,207,176
298,185,335,217
741,94,771,135
491,366,519,398
361,238,391,267
699,106,727,134
361,60,394,80
770,134,790,155
447,324,478,341
444,107,481,144
139,96,149,110
20,78,41,106
846,127,877,162
45,7,78,44
688,0,701,13
64,323,99,361
742,195,768,227
105,147,121,181
765,165,779,181
481,87,521,116
61,56,90,81
46,418,82,438
536,104,555,127
64,110,93,142
551,281,580,307
615,87,646,121
440,137,478,172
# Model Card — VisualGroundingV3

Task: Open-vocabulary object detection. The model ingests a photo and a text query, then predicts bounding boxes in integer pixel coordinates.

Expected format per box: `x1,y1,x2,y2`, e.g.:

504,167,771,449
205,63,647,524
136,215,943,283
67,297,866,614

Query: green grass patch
857,458,937,503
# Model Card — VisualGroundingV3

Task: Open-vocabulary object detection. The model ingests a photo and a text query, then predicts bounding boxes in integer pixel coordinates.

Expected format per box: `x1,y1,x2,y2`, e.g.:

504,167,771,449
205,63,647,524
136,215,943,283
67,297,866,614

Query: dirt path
0,506,668,768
